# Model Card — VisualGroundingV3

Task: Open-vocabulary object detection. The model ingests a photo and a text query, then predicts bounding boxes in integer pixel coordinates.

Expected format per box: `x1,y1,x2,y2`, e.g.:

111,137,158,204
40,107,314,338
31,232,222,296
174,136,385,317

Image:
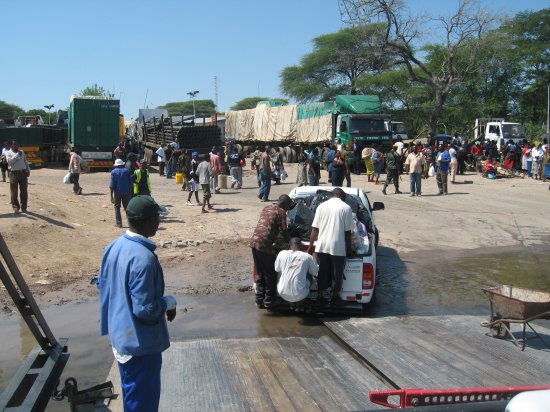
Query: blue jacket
109,167,132,196
99,234,170,356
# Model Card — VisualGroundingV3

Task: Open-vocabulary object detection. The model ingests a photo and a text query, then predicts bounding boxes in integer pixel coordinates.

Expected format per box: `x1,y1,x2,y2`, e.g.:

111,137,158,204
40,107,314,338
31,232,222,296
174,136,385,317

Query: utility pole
187,90,199,122
214,76,219,112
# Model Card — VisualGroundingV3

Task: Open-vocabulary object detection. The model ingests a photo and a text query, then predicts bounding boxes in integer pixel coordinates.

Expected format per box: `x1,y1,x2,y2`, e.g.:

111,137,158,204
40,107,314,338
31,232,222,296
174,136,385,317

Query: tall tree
0,101,24,119
340,0,498,134
79,83,115,98
280,25,390,102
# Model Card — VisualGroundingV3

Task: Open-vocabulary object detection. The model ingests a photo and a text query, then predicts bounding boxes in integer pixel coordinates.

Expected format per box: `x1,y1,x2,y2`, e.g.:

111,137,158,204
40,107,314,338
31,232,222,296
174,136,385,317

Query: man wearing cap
110,158,133,228
99,195,175,412
133,159,152,196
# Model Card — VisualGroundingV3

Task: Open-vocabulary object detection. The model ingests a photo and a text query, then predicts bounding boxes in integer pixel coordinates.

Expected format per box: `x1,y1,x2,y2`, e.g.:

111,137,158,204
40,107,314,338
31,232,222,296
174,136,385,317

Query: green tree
230,97,288,111
340,0,498,134
79,83,115,98
0,100,24,119
280,25,390,102
158,100,217,117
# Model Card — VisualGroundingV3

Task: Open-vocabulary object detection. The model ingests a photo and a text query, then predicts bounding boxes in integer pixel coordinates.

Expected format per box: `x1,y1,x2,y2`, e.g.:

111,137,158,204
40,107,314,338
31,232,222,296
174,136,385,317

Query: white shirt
312,197,353,256
6,149,30,172
155,147,165,162
532,147,544,161
449,147,457,159
395,141,404,156
275,250,318,302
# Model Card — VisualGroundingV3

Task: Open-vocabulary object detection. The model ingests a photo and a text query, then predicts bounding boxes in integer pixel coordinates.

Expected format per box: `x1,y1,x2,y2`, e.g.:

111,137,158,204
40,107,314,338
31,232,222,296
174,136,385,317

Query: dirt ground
1,162,549,312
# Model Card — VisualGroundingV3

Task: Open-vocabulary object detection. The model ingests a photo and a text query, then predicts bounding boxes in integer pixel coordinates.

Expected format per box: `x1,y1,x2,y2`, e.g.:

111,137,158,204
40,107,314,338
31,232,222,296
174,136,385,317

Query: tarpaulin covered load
335,95,380,114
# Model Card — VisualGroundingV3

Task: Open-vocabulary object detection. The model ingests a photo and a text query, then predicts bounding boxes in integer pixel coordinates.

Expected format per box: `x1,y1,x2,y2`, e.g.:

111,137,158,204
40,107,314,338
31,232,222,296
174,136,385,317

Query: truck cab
335,113,392,148
474,118,526,151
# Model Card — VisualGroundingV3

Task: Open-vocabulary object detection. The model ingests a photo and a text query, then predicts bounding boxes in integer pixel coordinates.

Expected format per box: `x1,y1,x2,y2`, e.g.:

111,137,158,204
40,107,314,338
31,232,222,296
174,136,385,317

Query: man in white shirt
5,140,30,213
155,146,165,176
276,238,319,305
308,188,353,303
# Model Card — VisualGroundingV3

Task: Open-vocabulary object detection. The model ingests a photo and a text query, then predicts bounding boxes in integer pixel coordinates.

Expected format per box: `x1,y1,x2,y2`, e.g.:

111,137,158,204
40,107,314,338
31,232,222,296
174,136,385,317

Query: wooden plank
323,315,550,390
99,337,390,411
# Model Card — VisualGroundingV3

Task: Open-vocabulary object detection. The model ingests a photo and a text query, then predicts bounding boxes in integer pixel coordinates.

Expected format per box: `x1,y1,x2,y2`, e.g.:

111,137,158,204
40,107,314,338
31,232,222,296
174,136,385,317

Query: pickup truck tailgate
340,258,363,299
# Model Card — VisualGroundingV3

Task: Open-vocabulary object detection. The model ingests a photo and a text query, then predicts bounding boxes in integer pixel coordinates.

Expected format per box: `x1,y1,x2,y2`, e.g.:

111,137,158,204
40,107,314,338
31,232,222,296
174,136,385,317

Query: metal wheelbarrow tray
481,285,550,350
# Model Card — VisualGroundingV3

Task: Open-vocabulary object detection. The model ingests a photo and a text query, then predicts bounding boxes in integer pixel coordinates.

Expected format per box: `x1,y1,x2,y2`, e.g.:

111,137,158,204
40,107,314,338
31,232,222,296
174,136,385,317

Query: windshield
502,124,525,139
392,123,407,134
349,119,388,134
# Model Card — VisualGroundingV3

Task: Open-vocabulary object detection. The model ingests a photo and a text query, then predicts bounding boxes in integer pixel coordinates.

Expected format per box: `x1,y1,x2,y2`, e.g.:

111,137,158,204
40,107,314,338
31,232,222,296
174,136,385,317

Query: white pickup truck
253,186,384,314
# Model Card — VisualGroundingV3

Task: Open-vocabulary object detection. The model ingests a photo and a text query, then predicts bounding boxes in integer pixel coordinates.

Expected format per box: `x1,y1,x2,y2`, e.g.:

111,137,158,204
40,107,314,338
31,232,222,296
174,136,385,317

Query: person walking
258,146,272,202
331,151,346,187
99,195,176,412
296,147,308,187
5,140,30,213
308,148,321,186
69,149,83,195
110,158,133,228
250,195,294,308
164,144,173,179
435,144,451,195
155,146,165,176
449,144,458,183
197,154,214,213
404,144,426,196
362,145,374,182
307,188,353,304
187,152,201,206
340,146,352,187
209,147,222,194
133,159,152,196
371,145,383,185
382,144,402,195
1,142,10,182
227,145,243,189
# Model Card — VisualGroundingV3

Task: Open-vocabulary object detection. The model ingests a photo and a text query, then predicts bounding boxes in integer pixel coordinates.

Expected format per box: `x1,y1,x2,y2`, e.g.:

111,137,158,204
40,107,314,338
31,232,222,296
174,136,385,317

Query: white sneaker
186,201,194,206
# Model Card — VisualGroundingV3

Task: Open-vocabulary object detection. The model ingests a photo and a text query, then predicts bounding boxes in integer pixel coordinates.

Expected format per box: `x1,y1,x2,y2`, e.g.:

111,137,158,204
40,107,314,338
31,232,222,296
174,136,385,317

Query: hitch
53,378,115,411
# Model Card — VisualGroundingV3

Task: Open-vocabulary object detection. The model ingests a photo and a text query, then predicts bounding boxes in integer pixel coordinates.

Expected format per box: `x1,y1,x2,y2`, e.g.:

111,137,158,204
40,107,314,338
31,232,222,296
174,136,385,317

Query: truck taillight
362,263,374,289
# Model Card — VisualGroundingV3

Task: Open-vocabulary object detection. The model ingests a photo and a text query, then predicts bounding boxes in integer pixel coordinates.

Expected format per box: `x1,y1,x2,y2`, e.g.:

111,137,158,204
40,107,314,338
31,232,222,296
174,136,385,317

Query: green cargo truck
68,97,120,169
225,95,393,150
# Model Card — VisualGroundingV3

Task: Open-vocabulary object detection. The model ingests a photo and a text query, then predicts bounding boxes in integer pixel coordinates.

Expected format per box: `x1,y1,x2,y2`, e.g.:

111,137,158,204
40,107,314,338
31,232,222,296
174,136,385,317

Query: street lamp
44,104,54,125
187,90,199,121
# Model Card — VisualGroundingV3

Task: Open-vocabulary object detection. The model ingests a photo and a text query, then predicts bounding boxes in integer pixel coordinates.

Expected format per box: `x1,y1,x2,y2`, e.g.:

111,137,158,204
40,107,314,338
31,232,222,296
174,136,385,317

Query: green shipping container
69,98,120,150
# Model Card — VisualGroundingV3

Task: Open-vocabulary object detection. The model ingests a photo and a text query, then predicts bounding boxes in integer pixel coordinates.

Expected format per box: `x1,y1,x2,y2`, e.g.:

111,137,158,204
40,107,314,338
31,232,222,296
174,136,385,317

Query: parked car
253,186,384,314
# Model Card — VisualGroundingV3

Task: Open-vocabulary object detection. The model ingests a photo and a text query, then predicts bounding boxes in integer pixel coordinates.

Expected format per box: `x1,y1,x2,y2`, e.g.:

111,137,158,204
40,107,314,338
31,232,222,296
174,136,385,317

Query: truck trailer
68,96,120,169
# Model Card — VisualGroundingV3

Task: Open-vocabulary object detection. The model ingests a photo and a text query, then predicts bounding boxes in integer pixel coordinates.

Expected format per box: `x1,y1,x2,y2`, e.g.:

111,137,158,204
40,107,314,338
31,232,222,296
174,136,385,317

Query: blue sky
0,0,546,119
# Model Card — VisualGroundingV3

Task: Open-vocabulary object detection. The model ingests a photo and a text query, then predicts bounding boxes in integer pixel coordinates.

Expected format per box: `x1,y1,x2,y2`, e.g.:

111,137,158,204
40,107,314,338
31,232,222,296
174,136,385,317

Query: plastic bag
428,165,435,177
63,173,71,184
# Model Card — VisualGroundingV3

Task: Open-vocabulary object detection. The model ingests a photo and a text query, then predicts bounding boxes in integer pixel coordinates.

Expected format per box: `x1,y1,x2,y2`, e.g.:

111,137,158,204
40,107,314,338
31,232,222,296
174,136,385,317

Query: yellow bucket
175,173,183,184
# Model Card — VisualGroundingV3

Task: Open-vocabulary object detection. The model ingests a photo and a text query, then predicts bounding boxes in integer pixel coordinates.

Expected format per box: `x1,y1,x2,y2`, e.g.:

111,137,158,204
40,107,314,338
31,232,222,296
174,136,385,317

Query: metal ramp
0,234,69,411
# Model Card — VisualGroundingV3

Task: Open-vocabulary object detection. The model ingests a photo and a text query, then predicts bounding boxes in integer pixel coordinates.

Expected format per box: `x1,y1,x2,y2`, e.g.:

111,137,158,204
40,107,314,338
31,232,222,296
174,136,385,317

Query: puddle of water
374,245,550,316
1,246,549,410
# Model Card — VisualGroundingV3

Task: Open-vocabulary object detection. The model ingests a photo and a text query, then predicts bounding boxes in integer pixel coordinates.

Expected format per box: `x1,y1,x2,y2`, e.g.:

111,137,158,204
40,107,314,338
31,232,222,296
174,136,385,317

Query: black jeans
251,248,277,305
114,193,132,227
70,173,81,194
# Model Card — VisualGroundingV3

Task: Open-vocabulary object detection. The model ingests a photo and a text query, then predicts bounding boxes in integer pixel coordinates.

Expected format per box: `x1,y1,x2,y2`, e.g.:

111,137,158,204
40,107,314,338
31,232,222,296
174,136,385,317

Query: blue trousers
259,170,271,201
118,352,162,412
409,172,421,195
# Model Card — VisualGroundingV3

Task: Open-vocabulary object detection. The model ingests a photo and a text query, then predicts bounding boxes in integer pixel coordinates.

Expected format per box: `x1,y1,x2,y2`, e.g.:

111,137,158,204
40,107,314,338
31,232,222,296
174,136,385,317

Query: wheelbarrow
480,285,550,350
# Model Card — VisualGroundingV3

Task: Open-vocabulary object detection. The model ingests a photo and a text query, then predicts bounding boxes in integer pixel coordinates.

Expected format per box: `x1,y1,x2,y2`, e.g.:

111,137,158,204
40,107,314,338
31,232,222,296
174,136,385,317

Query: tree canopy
79,83,115,98
0,101,24,119
280,25,390,102
158,100,217,117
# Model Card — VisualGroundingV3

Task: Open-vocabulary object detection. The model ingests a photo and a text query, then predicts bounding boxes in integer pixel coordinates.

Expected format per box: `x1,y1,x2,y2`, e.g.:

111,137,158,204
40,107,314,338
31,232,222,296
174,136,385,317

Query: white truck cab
474,118,526,150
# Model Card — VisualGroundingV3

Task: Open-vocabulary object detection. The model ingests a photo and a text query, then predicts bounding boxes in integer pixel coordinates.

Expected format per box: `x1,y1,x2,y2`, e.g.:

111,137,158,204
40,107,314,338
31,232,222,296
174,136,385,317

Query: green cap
126,195,168,220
